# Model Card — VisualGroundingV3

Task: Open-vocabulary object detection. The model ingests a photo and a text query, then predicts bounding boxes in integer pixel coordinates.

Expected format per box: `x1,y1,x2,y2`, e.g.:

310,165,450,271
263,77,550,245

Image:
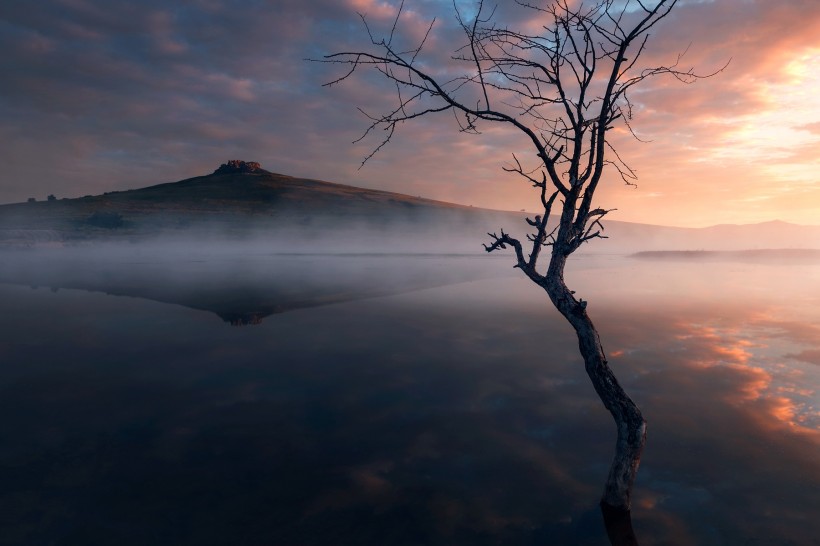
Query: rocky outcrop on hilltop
213,160,268,175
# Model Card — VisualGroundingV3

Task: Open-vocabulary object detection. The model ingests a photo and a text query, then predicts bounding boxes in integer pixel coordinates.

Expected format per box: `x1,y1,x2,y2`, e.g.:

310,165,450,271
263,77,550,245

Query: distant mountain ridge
1,161,819,252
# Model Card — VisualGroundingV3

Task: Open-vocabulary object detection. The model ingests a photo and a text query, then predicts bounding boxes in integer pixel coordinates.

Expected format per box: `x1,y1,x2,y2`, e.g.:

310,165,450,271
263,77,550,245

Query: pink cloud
2,0,819,226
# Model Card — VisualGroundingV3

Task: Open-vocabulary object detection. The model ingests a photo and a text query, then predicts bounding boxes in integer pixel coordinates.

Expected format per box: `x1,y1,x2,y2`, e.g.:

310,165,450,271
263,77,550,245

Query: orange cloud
674,320,819,433
3,0,820,228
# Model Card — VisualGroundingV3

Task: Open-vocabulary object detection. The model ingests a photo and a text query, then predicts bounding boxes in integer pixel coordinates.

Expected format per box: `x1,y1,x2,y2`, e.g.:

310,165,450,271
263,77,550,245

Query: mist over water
0,242,818,545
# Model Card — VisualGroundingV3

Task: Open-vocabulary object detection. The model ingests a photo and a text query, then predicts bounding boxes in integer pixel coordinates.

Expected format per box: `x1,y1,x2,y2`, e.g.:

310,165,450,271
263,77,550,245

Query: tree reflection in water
0,253,818,544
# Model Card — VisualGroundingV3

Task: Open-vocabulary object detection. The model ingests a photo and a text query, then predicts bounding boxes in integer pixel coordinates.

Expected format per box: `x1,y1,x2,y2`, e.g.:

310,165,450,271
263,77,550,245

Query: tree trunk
543,253,647,511
601,501,640,546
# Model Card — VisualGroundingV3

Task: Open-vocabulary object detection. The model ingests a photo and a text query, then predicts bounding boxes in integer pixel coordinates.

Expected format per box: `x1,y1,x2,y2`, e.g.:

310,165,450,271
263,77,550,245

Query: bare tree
320,0,717,519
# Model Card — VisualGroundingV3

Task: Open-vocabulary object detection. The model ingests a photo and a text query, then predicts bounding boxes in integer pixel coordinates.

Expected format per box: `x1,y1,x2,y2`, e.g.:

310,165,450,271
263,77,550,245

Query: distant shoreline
630,249,820,262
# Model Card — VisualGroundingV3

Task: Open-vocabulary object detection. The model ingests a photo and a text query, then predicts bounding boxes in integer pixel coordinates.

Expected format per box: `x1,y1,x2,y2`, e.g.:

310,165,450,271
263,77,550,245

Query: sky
1,0,820,227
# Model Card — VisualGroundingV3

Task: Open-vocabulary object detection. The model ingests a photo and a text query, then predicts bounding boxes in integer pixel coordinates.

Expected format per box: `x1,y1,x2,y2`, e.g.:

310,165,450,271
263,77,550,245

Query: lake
1,247,818,545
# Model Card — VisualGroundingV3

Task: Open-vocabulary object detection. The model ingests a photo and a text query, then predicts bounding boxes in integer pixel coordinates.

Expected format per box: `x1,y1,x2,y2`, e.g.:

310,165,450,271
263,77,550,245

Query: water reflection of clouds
572,264,820,543
2,258,820,544
582,259,820,433
598,313,820,543
517,258,820,535
669,320,818,431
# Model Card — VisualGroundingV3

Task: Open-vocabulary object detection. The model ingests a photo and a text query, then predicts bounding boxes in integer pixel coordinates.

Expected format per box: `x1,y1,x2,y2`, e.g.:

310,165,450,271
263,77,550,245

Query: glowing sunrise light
698,48,820,183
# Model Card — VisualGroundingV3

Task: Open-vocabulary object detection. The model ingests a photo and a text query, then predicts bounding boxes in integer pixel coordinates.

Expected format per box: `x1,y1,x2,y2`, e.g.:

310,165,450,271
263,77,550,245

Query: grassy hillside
0,164,514,247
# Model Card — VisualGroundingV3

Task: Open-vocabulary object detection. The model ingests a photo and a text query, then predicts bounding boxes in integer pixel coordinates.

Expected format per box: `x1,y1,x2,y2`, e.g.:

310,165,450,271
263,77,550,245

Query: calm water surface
0,251,818,545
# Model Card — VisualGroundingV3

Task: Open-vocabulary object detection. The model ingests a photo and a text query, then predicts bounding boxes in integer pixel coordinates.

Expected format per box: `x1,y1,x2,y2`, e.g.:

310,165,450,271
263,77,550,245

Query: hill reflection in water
0,251,818,545
0,246,516,325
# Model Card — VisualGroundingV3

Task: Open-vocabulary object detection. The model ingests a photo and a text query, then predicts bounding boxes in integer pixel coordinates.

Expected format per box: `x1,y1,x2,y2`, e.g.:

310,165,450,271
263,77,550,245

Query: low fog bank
0,206,520,255
4,192,820,254
0,220,688,327
4,212,820,326
0,239,521,325
632,249,820,263
6,230,819,327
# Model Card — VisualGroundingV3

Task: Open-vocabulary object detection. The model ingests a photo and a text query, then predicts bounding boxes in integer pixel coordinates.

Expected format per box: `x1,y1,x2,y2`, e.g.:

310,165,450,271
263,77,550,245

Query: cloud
785,349,820,366
0,0,819,226
797,121,820,135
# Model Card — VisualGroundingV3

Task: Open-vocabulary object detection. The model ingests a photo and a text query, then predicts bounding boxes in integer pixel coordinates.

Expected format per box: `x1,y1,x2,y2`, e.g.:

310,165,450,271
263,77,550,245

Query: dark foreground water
0,249,818,545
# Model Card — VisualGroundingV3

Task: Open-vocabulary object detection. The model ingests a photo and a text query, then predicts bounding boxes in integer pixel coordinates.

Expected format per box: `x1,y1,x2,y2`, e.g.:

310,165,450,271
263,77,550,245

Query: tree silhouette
320,0,720,528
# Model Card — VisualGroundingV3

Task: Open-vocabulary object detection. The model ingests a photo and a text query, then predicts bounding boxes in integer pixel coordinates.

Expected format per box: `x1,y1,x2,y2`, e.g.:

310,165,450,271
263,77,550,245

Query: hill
0,160,518,251
2,160,819,252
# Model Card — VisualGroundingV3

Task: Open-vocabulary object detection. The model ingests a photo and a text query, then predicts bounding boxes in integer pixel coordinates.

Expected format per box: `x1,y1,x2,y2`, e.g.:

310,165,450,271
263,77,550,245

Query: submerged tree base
601,502,640,546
